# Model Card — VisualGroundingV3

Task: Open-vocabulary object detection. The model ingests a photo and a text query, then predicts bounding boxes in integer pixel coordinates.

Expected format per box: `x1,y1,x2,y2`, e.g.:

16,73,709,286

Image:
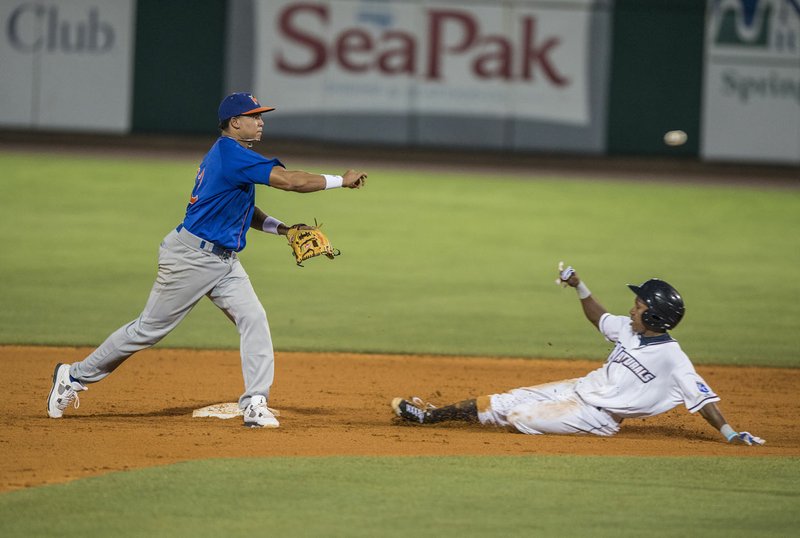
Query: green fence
606,0,706,157
132,0,227,135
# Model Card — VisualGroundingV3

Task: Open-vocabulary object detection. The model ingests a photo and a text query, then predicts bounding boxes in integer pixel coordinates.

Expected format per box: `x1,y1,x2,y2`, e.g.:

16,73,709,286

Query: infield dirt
3,345,798,492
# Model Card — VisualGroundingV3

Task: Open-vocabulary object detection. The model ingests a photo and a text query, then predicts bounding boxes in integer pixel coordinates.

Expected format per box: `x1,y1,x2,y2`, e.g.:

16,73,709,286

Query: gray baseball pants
69,226,274,409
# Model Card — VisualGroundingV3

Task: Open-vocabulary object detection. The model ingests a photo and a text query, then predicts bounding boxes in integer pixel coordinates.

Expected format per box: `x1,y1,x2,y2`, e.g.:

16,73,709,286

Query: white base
192,402,281,419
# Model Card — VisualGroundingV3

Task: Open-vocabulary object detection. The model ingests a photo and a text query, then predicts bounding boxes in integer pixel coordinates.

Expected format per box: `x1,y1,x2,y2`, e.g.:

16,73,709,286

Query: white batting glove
730,431,766,446
555,261,575,287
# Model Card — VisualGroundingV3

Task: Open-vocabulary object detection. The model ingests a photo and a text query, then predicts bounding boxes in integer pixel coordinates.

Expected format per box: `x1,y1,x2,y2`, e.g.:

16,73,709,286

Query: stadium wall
0,0,797,164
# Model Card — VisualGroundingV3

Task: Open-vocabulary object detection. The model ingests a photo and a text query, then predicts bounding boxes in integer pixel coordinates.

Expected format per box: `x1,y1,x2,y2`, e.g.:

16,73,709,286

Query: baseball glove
286,222,340,267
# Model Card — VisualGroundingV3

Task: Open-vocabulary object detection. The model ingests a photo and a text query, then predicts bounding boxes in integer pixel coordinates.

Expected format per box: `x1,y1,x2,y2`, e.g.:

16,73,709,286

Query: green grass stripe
1,456,798,537
2,152,799,365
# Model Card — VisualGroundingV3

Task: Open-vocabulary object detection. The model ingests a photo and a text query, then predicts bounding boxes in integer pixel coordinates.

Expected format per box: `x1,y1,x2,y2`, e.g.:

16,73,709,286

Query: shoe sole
244,422,280,429
46,363,65,418
391,397,404,416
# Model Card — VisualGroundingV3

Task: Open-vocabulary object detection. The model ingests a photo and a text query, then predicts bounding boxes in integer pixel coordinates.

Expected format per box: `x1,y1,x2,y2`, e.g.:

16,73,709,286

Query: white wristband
720,424,737,442
323,174,343,189
576,281,591,299
261,216,284,235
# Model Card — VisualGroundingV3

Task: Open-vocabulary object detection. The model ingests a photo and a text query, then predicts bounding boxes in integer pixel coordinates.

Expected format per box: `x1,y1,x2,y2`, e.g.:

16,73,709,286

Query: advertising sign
255,0,594,126
0,0,135,132
702,0,800,163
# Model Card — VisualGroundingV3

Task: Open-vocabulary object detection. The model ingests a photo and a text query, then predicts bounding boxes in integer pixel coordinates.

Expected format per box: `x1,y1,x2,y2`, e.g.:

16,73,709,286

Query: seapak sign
256,0,592,125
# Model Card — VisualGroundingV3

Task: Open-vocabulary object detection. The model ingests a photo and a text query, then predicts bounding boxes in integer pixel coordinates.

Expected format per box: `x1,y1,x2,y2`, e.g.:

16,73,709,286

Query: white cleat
243,395,280,428
47,363,87,418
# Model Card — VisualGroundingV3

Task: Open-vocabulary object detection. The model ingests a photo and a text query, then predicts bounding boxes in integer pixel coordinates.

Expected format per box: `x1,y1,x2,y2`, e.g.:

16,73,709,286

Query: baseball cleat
243,395,280,428
47,363,87,418
391,396,435,424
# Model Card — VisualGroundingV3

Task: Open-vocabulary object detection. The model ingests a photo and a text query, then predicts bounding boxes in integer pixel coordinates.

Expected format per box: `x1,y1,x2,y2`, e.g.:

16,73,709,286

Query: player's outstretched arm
269,167,367,193
698,402,765,446
555,262,607,329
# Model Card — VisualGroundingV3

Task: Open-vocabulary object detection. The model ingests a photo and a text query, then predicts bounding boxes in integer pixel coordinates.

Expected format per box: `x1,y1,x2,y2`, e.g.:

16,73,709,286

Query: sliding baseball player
392,263,765,446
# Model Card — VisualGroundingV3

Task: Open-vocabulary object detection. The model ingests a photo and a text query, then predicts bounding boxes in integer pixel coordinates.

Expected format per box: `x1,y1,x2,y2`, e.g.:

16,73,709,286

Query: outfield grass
1,456,797,537
2,151,798,536
1,151,797,365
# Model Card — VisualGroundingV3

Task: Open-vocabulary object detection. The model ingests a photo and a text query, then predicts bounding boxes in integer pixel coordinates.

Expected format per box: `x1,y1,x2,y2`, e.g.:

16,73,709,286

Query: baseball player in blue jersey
392,263,765,446
47,92,367,428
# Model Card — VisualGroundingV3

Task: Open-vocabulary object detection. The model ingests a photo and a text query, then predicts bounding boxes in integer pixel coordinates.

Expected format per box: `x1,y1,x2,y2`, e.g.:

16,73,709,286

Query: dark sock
426,399,479,424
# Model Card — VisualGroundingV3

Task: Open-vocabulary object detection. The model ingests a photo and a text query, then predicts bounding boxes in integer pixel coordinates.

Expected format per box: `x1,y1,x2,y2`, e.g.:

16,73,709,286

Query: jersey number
189,167,205,204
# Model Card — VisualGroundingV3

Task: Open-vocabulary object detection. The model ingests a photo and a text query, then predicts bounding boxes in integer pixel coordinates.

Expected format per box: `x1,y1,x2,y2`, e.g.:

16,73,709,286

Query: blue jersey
182,137,283,251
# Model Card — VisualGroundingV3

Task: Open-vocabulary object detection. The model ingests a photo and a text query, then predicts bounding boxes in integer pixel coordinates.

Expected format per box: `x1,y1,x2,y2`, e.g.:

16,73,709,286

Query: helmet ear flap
642,309,668,332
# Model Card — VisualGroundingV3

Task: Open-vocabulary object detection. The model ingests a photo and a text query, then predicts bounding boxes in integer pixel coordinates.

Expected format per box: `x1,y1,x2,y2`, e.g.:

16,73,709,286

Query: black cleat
391,397,435,424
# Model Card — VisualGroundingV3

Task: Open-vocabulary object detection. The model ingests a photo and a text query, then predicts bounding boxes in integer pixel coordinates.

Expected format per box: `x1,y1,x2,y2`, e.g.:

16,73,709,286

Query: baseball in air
663,130,688,146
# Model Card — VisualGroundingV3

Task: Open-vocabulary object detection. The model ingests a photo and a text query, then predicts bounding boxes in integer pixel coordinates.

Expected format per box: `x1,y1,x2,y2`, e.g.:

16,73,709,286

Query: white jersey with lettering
477,313,720,435
575,313,720,418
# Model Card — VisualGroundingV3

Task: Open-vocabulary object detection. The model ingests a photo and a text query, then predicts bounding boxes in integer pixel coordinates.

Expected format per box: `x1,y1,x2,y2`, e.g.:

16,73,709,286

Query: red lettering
336,29,373,72
377,31,416,75
473,36,513,80
426,10,477,80
274,4,569,88
521,17,568,85
276,3,328,74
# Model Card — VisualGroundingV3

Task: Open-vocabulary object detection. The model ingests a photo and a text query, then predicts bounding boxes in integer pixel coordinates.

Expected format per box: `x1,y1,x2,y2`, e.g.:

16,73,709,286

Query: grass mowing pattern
2,152,797,536
0,456,798,537
1,152,798,365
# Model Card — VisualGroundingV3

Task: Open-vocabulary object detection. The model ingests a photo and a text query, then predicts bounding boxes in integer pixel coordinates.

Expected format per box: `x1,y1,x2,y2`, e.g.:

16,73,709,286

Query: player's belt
175,224,236,260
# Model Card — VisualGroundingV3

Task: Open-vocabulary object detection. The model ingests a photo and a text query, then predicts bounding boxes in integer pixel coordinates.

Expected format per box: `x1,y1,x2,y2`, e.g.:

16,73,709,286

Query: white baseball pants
478,379,621,436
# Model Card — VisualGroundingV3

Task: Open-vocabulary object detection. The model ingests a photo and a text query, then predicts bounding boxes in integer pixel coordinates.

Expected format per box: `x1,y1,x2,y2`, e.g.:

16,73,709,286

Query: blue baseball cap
218,92,275,123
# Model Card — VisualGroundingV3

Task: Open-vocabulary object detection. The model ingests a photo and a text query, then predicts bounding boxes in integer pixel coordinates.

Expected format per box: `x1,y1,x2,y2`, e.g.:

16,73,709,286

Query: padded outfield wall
0,0,797,164
228,0,613,155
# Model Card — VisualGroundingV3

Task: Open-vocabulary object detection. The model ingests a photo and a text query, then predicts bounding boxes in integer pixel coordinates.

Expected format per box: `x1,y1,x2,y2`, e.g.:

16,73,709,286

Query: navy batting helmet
627,279,685,332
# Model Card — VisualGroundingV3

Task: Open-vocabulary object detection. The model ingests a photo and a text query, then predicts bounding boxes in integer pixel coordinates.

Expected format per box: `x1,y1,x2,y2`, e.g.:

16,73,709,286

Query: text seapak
275,4,569,85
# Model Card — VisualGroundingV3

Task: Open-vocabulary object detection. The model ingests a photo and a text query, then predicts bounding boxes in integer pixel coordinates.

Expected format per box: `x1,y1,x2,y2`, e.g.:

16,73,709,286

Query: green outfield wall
131,0,226,135
607,0,705,157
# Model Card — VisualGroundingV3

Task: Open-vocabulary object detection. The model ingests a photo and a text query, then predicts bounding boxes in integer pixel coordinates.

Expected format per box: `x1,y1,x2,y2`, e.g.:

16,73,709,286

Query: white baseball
663,130,688,146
